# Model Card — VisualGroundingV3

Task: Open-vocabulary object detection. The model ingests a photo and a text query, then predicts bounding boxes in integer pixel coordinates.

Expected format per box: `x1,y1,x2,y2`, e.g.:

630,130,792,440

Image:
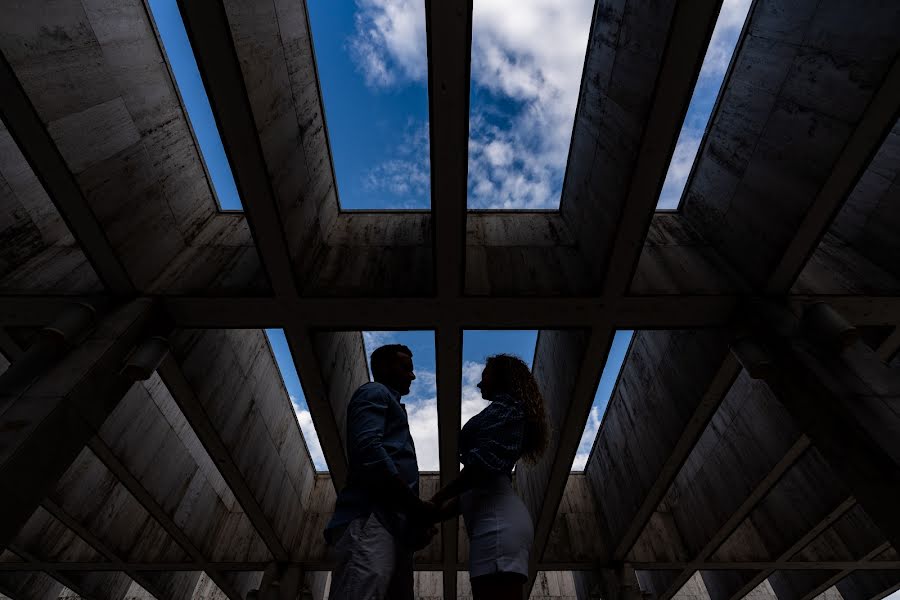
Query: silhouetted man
325,344,436,599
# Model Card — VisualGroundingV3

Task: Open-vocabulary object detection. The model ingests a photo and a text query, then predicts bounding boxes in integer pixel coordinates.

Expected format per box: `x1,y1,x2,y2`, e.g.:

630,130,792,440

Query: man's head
370,344,415,396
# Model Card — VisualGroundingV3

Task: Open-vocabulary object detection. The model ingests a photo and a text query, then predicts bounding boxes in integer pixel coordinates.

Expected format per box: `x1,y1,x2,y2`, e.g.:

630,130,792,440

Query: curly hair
484,353,549,463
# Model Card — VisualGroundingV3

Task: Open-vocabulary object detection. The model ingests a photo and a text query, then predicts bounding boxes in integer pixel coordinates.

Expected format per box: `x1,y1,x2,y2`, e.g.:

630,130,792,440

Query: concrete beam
877,328,900,364
801,118,900,296
86,370,276,600
683,1,900,290
40,498,168,600
0,300,154,550
162,329,321,563
179,0,335,294
160,294,740,330
835,565,900,600
772,503,890,600
700,449,857,600
425,0,472,590
746,323,900,556
766,56,900,292
435,327,462,595
633,370,812,600
582,330,737,563
0,568,64,600
518,328,615,585
283,329,366,489
0,51,129,294
0,0,251,294
559,0,723,293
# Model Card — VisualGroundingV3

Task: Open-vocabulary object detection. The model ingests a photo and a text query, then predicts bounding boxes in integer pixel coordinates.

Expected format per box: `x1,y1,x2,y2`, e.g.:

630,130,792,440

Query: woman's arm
430,465,489,507
436,497,461,522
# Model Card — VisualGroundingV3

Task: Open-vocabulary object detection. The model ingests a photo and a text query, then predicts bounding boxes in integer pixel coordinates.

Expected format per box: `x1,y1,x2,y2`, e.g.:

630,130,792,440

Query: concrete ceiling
0,1,899,600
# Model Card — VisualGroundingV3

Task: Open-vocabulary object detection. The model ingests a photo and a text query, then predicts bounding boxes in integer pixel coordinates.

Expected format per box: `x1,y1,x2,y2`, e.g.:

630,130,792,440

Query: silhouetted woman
430,354,549,600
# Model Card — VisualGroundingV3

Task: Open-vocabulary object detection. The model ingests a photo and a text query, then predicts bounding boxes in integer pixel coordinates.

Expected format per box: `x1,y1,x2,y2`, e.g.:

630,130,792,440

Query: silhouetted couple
324,344,549,600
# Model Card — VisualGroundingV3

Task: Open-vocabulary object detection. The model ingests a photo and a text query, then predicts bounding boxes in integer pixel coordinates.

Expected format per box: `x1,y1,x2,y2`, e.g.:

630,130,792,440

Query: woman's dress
458,393,534,579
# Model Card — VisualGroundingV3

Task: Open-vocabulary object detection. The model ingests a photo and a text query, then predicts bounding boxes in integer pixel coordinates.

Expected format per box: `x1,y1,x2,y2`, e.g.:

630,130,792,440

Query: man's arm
347,386,435,520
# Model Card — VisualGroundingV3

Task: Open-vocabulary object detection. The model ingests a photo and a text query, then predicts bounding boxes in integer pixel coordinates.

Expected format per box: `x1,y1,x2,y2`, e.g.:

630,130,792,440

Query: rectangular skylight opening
362,331,438,469
466,3,593,210
655,0,753,210
571,330,634,471
306,3,431,210
146,0,243,211
265,329,327,472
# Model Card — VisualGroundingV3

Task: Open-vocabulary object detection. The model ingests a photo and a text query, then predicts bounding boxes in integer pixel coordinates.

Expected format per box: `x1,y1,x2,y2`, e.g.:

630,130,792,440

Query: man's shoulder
352,381,395,402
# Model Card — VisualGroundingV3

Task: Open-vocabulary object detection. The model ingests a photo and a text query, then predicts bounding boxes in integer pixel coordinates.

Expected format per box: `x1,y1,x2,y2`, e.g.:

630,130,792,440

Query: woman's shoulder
487,393,525,418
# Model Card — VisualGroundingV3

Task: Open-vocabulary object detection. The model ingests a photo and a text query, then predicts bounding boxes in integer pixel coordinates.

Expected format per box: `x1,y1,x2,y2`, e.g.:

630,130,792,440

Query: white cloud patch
349,0,593,208
571,404,604,471
291,396,328,471
362,120,430,203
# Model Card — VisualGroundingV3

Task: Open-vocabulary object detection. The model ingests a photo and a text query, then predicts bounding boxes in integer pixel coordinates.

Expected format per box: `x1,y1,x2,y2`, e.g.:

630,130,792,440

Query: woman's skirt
460,475,534,579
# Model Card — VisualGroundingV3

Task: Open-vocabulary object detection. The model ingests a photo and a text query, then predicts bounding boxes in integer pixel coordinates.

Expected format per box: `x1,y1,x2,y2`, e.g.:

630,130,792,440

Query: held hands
410,498,441,524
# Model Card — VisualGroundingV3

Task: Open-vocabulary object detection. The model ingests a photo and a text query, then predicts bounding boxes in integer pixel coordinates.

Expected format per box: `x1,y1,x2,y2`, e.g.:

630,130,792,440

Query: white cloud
699,0,753,81
362,120,430,203
349,0,427,87
291,396,328,471
571,404,603,471
657,131,702,210
349,0,593,209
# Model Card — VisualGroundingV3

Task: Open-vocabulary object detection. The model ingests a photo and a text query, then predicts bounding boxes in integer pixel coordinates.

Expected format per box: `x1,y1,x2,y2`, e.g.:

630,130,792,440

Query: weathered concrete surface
583,330,734,561
682,1,900,289
217,0,337,288
168,329,318,560
558,0,678,284
310,330,370,465
632,215,749,295
95,370,270,563
0,300,154,551
0,571,62,600
0,0,267,295
49,446,189,564
0,121,100,294
771,504,889,600
542,475,607,568
466,213,593,296
797,120,900,294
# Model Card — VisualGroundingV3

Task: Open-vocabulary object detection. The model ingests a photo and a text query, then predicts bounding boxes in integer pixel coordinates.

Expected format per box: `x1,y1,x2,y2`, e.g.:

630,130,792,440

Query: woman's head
478,354,549,463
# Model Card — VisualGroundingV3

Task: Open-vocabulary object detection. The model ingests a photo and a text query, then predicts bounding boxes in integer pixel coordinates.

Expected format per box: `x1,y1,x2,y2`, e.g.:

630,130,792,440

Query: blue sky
267,328,632,472
148,0,242,210
152,0,751,212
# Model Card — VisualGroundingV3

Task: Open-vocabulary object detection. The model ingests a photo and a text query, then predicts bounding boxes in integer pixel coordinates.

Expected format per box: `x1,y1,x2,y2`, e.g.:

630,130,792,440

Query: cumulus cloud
291,396,328,471
349,0,593,208
362,120,430,203
349,0,427,87
657,131,702,209
699,0,753,81
571,404,604,471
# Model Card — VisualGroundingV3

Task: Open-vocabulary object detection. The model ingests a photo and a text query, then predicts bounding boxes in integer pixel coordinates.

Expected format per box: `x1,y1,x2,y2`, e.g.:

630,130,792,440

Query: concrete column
0,299,161,549
733,302,900,554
